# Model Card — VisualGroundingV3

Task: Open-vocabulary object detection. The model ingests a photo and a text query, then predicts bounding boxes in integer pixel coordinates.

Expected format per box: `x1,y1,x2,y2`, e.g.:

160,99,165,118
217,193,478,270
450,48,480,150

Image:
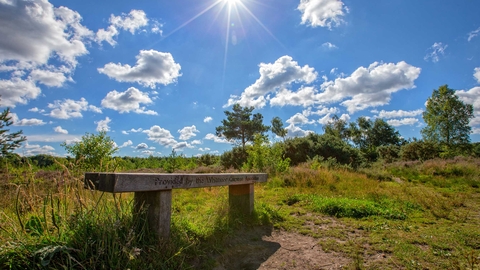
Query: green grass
1,158,480,269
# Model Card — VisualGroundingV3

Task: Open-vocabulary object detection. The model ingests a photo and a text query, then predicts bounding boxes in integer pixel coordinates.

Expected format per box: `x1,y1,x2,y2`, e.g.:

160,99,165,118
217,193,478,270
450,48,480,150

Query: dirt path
213,227,353,270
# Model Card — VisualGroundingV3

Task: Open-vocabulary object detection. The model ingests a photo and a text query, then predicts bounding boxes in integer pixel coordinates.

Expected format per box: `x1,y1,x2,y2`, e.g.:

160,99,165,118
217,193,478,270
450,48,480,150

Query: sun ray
162,0,224,39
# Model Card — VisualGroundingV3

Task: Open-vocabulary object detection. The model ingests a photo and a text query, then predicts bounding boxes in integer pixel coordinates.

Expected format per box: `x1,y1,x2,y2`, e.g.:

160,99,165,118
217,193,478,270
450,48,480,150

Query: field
1,157,479,269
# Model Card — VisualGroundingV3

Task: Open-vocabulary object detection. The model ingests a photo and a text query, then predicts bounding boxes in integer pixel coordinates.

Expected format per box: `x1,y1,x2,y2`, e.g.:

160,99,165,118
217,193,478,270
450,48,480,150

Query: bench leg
228,183,254,215
134,190,172,240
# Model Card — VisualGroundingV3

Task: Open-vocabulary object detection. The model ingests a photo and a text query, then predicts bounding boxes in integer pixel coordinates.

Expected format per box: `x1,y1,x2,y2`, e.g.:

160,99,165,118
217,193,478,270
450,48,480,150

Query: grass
1,158,480,269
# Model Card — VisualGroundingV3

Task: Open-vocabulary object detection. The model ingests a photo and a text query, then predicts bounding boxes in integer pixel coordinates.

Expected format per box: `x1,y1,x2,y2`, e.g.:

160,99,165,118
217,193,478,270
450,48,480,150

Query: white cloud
96,10,148,46
199,147,211,152
387,118,419,127
318,113,349,125
376,109,423,119
302,106,338,117
178,125,199,140
285,124,313,138
263,61,420,113
457,86,480,128
286,113,315,126
101,87,157,114
424,42,447,63
119,140,133,148
20,142,56,156
95,117,112,132
54,126,68,134
226,55,317,108
95,26,118,46
26,134,80,143
298,0,347,29
468,27,480,42
98,50,182,88
88,105,103,114
319,61,421,113
47,98,99,119
135,142,148,150
0,0,91,67
0,78,41,107
322,42,338,49
204,116,213,123
29,69,69,87
191,139,202,145
143,125,177,147
151,20,163,35
9,112,46,126
204,133,230,144
110,10,148,34
457,87,480,112
474,67,480,84
173,141,194,150
270,86,319,107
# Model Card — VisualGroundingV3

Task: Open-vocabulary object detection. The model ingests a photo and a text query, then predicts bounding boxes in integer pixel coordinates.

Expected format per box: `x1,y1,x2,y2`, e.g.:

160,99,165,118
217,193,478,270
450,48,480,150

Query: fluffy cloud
227,55,317,108
319,61,421,113
387,118,419,127
95,117,112,132
204,116,213,123
54,126,68,134
47,98,100,119
298,0,347,29
302,106,339,117
96,10,149,46
21,143,56,156
29,69,69,87
135,142,148,150
318,113,350,125
474,67,480,84
0,1,94,107
204,133,230,144
178,125,199,140
118,140,133,148
270,86,319,107
0,78,41,107
101,87,157,114
286,113,315,126
143,125,177,147
173,141,194,150
424,42,447,63
98,50,182,88
285,124,313,138
10,112,46,126
0,0,91,66
376,109,423,119
456,86,480,127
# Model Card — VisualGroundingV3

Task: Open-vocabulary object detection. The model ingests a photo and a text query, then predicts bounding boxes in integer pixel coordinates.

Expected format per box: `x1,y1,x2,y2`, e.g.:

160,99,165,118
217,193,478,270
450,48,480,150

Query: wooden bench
84,173,267,239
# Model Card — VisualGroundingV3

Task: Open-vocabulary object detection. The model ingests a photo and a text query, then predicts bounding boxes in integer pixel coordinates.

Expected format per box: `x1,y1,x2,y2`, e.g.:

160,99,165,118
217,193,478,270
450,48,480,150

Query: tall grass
1,157,480,269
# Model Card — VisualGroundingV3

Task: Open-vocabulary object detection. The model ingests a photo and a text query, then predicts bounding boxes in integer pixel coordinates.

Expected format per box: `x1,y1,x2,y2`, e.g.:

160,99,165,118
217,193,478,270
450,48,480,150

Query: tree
271,116,287,140
62,131,118,171
215,104,269,151
323,115,350,141
421,85,474,153
349,117,402,161
0,107,26,157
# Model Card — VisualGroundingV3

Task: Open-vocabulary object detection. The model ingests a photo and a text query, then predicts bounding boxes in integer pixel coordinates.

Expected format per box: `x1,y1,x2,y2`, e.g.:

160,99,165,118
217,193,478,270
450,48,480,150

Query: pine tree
0,107,26,157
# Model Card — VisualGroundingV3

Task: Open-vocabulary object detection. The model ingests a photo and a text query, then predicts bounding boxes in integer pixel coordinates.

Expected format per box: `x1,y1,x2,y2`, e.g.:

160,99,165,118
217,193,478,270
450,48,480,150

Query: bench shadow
212,225,280,270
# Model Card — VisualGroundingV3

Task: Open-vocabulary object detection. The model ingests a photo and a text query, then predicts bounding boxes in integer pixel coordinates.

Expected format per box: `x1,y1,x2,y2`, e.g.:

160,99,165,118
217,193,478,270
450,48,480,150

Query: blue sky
1,0,480,157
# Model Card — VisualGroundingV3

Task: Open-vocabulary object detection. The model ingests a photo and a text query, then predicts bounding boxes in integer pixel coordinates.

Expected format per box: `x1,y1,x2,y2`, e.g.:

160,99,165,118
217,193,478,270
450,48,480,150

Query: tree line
1,85,479,172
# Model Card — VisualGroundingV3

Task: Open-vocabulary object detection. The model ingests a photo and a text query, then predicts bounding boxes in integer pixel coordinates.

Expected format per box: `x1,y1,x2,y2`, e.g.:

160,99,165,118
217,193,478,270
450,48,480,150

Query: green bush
283,133,364,168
